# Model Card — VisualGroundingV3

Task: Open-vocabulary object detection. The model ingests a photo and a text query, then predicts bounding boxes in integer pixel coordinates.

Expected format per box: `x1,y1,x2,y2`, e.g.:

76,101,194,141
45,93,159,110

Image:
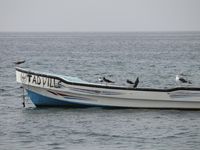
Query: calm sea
0,32,200,150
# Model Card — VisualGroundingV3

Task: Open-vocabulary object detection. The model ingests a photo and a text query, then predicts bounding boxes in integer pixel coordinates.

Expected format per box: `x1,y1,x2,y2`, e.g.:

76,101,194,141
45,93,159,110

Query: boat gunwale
16,67,200,92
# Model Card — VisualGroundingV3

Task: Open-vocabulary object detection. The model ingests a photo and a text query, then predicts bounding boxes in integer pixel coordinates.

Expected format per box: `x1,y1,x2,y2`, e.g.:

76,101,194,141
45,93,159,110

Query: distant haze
0,0,200,32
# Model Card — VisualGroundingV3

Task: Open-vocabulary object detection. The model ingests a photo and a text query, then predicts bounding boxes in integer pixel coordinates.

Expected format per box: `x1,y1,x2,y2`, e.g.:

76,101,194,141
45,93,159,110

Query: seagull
133,77,139,88
103,77,114,83
176,75,192,84
14,60,25,65
126,77,139,88
98,77,103,82
126,79,134,84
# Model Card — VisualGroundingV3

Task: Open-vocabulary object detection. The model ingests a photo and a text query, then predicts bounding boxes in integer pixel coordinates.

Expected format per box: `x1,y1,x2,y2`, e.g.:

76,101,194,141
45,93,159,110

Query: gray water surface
0,32,200,150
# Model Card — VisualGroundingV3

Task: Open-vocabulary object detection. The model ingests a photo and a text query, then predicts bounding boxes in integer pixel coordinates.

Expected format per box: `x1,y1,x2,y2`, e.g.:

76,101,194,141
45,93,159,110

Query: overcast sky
0,0,200,32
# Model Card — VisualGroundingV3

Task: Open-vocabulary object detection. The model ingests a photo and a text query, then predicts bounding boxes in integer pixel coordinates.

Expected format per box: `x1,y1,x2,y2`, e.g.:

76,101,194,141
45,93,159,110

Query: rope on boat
22,87,25,107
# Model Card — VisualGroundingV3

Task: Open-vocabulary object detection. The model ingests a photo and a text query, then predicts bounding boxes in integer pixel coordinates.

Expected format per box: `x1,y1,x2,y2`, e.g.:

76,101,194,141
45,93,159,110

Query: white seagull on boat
98,77,103,82
176,75,192,84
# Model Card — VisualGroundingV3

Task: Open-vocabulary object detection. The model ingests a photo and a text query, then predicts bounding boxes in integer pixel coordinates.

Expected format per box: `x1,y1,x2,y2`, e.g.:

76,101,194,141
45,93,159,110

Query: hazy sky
0,0,200,32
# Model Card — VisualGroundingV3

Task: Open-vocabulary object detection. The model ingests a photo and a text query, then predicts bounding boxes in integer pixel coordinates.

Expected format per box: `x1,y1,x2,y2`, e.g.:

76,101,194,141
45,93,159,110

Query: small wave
0,88,6,92
1,93,14,97
0,132,7,136
13,131,31,134
19,140,32,143
0,86,20,92
48,142,61,146
71,130,134,139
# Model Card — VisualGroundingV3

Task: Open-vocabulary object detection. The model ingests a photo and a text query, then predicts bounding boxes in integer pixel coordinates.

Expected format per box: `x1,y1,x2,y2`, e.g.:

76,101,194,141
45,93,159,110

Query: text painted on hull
20,73,61,88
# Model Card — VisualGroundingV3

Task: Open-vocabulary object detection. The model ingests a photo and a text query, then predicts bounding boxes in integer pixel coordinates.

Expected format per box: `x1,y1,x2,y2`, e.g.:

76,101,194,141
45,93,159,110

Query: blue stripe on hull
27,90,90,107
27,90,116,108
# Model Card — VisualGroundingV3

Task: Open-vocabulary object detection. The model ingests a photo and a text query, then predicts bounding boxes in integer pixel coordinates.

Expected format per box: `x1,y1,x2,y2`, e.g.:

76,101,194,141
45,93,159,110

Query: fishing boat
16,67,200,109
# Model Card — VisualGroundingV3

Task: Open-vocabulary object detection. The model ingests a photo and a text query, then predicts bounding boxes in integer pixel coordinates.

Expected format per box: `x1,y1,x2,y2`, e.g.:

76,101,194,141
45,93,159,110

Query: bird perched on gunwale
98,77,115,83
126,79,134,84
175,75,192,84
103,77,114,83
126,77,139,88
133,77,139,88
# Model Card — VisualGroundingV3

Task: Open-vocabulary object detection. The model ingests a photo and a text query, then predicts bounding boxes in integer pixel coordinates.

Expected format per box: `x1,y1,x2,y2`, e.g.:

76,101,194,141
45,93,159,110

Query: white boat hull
16,67,200,109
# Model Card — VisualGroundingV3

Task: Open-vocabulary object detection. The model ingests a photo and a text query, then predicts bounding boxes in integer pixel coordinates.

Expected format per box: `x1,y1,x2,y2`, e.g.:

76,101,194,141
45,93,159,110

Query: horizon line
0,30,200,33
